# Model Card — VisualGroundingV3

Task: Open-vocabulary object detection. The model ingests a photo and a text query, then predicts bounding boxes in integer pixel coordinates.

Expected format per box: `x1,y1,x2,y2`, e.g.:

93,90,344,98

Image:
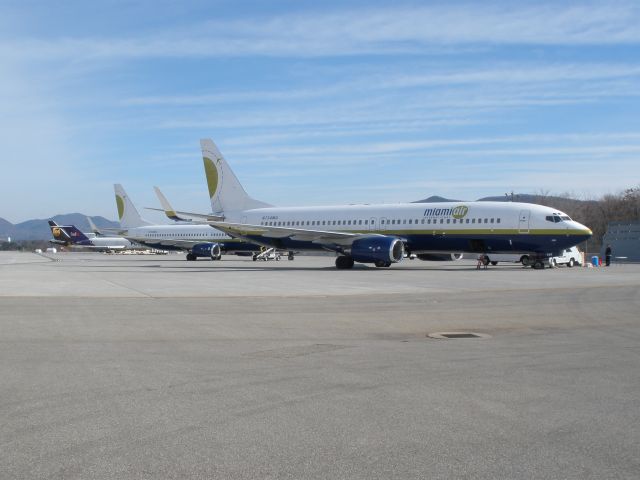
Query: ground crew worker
605,244,612,267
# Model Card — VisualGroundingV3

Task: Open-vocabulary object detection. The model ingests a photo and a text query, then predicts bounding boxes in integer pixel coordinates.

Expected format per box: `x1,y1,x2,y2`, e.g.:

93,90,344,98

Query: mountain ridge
0,214,120,241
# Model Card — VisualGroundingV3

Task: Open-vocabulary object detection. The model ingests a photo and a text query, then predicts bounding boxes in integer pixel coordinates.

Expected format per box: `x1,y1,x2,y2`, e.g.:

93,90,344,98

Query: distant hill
0,214,120,241
412,195,460,203
413,193,591,209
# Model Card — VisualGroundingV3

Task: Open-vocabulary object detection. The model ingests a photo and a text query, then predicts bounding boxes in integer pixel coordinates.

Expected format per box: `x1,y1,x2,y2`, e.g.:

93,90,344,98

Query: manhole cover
427,332,490,339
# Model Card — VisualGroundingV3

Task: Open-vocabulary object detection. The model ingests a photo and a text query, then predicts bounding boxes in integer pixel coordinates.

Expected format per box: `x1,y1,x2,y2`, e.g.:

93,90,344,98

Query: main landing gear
288,251,295,261
186,253,196,261
335,255,355,269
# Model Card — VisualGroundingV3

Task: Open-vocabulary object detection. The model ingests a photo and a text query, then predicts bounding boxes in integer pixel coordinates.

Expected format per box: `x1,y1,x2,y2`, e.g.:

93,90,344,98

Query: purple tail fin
48,221,92,245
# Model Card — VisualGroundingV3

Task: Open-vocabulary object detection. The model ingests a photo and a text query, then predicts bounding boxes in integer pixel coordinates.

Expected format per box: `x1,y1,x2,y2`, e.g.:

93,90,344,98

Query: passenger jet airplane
114,184,259,260
176,139,592,269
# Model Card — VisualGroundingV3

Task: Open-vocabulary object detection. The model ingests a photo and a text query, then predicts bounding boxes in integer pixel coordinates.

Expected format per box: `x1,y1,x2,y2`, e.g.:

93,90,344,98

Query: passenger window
440,219,444,224
446,219,450,224
472,219,476,224
490,218,494,223
359,220,362,225
364,220,368,225
497,218,500,224
484,218,488,223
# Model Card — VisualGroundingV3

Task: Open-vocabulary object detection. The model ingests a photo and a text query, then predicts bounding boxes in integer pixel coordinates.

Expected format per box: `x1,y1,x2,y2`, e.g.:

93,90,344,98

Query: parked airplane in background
48,220,135,251
175,139,592,269
114,184,259,261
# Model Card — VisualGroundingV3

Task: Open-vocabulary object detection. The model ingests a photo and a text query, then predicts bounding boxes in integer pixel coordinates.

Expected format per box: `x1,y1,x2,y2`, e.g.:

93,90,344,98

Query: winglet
86,217,102,236
153,186,191,222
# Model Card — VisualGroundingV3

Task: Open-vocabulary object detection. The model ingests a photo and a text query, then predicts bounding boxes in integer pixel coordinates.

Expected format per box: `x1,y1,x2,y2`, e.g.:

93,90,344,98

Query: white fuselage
89,236,134,248
224,201,591,255
124,224,229,244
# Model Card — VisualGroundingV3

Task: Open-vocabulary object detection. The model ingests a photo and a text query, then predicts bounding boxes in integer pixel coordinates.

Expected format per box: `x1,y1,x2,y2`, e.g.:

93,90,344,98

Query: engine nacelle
350,236,404,264
191,242,222,259
416,253,464,261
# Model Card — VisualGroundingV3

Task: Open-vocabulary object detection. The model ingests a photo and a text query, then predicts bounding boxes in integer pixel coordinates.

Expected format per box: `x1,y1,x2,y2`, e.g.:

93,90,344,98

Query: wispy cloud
2,3,640,63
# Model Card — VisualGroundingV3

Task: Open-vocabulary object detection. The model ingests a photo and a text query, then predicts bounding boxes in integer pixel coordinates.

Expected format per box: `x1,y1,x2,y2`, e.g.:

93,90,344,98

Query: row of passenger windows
144,232,225,238
259,218,501,227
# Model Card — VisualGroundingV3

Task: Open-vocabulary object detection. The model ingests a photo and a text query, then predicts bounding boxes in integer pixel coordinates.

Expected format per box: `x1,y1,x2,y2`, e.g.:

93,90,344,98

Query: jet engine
191,242,222,260
416,253,464,261
350,236,404,264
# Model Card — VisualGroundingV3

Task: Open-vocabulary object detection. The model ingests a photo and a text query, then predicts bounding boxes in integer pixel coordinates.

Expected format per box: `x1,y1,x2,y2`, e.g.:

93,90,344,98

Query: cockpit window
561,215,571,221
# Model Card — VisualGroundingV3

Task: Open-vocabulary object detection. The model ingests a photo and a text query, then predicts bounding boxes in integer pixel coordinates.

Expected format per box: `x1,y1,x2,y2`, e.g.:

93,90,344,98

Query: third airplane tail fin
114,184,152,229
200,138,272,215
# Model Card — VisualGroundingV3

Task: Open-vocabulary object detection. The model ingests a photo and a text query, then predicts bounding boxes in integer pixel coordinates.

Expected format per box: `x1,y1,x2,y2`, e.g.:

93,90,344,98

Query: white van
549,246,583,267
485,246,582,268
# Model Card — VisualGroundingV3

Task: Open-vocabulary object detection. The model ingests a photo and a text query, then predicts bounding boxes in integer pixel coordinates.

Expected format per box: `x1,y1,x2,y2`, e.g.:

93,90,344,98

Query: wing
207,221,387,248
145,207,222,224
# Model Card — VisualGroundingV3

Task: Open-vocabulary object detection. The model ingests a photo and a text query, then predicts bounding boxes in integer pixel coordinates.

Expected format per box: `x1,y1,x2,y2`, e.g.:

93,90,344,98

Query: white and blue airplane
174,139,592,269
113,184,259,261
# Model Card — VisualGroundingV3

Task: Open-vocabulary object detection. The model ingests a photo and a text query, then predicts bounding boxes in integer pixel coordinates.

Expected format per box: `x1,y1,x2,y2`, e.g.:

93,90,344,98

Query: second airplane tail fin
200,138,272,215
114,184,152,229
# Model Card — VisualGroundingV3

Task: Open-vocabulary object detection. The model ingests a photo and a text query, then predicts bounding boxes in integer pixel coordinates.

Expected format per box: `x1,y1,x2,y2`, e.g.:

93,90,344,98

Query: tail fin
153,186,190,222
49,221,92,245
48,220,69,244
86,216,102,236
200,138,272,215
114,184,152,229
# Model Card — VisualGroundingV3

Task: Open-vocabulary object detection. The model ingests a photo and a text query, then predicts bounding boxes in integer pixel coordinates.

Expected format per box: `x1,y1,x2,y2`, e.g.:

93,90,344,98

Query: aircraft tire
335,256,354,269
374,260,391,268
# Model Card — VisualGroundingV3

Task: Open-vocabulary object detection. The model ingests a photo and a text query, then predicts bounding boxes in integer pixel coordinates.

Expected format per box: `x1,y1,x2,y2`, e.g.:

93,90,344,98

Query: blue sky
1,0,640,223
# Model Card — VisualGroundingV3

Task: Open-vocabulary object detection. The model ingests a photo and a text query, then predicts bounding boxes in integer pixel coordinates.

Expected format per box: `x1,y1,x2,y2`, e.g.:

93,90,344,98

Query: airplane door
241,216,247,224
518,210,530,233
369,217,377,231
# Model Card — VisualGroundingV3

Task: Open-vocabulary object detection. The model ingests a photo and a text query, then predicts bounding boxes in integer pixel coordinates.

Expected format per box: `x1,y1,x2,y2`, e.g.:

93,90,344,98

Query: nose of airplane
573,221,592,239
